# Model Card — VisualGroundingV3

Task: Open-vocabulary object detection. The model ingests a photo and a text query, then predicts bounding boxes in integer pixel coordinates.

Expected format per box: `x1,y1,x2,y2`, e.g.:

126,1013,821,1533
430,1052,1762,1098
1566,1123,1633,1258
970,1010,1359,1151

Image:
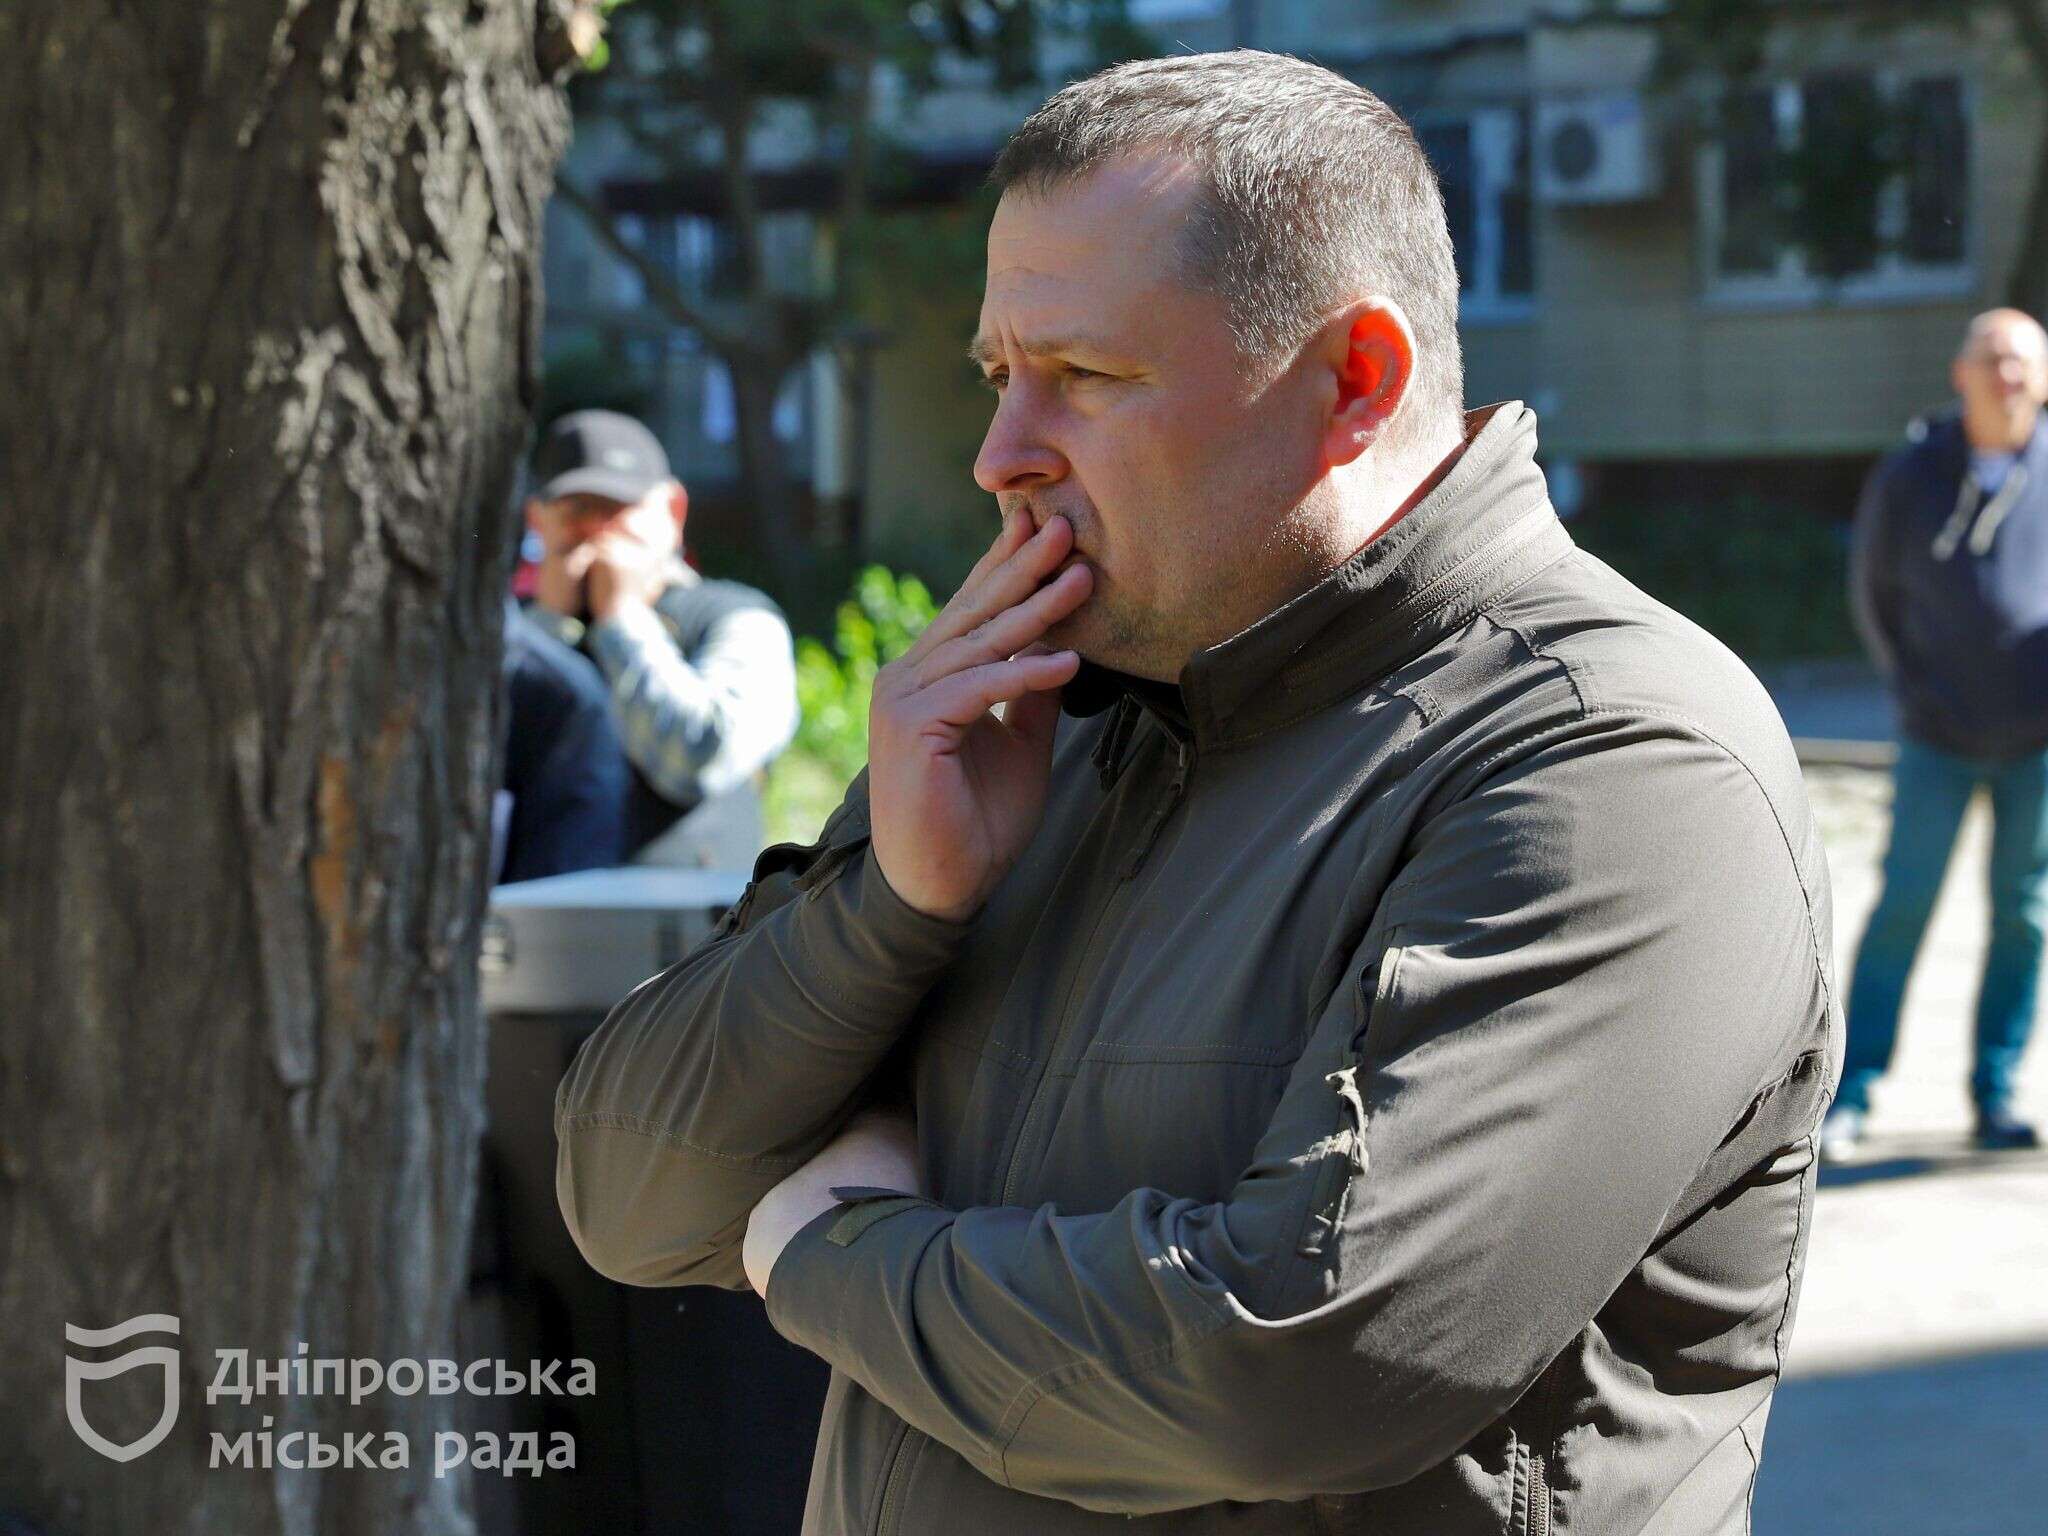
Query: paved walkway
1760,659,1899,751
1753,761,2048,1534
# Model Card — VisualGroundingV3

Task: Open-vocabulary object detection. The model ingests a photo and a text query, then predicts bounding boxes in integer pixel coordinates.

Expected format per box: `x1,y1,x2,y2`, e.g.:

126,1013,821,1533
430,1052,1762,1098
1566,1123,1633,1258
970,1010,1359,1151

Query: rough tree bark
0,3,575,1532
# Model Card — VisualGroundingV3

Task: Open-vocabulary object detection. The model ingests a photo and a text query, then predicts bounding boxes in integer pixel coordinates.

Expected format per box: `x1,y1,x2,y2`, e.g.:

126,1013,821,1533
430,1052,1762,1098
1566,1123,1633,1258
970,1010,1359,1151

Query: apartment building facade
544,0,2045,554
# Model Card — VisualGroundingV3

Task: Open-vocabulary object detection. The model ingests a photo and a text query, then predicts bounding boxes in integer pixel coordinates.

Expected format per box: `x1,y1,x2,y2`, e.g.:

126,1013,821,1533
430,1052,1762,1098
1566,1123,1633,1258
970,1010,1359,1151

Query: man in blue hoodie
1827,309,2048,1157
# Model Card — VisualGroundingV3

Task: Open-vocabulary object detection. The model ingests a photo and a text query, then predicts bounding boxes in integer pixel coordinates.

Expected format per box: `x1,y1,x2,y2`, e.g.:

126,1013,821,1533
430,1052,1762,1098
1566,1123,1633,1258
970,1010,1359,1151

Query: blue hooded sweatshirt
1850,404,2048,761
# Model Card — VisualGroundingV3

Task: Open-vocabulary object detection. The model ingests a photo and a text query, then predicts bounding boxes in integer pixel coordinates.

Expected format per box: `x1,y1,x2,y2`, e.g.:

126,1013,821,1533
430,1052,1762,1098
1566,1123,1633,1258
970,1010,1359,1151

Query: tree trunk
727,349,812,594
0,3,568,1533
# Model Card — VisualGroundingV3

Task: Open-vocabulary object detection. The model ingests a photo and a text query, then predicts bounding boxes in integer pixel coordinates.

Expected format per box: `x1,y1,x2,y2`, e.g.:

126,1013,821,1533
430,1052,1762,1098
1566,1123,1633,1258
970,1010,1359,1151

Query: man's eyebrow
966,334,1124,370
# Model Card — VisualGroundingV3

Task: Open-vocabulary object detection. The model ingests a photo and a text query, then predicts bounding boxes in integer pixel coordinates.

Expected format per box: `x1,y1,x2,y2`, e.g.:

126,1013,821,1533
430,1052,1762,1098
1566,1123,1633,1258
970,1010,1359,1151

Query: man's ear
523,497,546,532
1322,300,1416,470
667,480,689,531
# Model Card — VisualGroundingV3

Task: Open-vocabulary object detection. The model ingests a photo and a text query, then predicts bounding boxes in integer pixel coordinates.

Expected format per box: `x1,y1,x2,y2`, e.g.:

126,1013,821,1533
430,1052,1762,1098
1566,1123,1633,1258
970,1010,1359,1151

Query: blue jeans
1838,735,2048,1116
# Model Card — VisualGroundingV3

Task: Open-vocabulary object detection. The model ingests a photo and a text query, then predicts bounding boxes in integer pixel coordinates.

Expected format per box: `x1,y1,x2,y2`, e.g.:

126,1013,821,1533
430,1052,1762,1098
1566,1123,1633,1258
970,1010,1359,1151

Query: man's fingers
907,514,1075,661
958,507,1035,593
908,649,1080,731
998,651,1069,745
589,528,653,559
912,512,1045,657
910,562,1091,688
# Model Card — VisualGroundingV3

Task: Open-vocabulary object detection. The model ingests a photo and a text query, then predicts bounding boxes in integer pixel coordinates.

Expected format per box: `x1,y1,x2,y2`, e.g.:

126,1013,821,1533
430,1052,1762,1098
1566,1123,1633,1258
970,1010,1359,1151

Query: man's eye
981,371,1008,392
1065,365,1104,381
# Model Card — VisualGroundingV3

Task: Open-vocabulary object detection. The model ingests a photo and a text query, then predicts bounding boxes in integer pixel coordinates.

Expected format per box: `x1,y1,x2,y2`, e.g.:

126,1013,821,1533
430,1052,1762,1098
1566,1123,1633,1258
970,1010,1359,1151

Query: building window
1701,71,1971,305
607,210,815,305
674,214,750,299
1418,108,1535,323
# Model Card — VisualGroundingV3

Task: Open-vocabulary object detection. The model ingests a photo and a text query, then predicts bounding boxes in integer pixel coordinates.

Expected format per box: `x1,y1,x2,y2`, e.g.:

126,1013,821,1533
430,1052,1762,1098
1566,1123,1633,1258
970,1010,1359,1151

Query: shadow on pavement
1756,1344,2048,1534
1818,1146,2048,1188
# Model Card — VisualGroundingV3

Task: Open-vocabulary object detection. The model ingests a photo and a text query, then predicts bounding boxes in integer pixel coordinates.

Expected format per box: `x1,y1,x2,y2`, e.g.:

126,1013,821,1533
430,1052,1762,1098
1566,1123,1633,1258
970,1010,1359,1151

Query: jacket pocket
793,830,872,901
712,785,874,937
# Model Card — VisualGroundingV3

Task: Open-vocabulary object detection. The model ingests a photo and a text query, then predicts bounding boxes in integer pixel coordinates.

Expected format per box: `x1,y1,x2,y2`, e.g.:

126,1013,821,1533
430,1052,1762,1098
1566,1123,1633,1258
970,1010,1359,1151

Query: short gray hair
990,51,1465,454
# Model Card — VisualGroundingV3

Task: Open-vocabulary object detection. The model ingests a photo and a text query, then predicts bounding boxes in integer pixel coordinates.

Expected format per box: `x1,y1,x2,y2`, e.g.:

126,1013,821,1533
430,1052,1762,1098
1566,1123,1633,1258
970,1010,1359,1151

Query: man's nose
974,390,1068,495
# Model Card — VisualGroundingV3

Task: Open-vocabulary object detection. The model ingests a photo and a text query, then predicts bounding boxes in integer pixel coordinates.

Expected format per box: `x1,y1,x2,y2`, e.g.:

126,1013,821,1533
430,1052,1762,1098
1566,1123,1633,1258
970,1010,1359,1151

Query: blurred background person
1826,308,2048,1158
515,409,800,872
497,589,636,883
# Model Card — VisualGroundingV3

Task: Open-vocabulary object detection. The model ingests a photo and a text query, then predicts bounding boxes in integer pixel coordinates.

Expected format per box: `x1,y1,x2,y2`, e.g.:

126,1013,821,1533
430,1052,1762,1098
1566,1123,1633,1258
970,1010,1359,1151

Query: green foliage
577,0,638,73
762,564,939,844
1568,499,1859,664
793,564,939,780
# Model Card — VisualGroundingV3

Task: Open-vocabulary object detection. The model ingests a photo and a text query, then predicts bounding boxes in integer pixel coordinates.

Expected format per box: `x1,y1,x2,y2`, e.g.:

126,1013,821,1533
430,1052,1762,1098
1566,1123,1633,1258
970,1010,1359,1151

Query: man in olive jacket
555,52,1838,1536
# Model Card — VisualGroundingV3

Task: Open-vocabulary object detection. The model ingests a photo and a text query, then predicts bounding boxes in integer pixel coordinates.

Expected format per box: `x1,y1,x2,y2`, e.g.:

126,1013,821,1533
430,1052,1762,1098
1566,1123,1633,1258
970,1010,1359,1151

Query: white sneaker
1818,1104,1866,1164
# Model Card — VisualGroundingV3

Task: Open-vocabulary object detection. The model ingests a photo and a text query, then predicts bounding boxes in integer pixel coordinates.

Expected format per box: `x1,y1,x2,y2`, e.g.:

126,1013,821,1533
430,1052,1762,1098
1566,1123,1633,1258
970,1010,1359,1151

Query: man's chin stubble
1042,596,1180,682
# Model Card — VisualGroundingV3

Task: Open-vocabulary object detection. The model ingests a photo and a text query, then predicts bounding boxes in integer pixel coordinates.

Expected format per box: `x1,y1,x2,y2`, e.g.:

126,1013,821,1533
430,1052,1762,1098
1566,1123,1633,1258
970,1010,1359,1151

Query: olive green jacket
555,402,1839,1535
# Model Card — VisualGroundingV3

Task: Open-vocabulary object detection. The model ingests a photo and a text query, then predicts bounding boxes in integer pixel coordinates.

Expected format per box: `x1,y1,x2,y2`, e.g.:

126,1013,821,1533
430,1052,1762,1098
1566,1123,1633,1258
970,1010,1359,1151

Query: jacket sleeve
553,772,972,1291
761,716,1833,1512
1848,455,1904,681
587,600,801,804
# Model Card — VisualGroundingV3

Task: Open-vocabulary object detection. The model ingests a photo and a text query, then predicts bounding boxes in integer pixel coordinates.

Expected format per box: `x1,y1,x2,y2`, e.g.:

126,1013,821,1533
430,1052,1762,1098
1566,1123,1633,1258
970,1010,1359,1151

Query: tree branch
552,175,745,356
835,51,876,289
701,5,768,302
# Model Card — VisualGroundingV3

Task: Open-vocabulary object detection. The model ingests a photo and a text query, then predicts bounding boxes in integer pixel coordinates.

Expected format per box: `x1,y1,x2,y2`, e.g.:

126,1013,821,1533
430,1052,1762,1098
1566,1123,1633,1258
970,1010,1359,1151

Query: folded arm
761,717,1831,1512
553,775,971,1290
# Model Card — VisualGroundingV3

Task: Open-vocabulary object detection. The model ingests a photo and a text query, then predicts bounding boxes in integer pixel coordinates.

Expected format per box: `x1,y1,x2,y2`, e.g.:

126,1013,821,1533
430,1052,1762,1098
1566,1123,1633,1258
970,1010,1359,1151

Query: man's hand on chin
743,1107,924,1298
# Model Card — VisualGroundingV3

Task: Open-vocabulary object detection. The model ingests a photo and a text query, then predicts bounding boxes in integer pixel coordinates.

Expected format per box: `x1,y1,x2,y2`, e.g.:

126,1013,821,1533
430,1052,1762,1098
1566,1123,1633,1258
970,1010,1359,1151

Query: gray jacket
556,401,1840,1535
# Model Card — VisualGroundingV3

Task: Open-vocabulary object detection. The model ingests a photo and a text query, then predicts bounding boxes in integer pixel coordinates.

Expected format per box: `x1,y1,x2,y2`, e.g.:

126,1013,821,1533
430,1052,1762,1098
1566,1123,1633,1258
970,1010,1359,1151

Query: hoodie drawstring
1932,462,2030,561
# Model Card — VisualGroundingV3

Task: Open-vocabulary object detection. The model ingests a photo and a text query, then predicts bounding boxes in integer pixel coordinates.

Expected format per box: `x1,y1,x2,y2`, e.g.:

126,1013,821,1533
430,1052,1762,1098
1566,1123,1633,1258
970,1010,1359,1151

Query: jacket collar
1066,401,1573,751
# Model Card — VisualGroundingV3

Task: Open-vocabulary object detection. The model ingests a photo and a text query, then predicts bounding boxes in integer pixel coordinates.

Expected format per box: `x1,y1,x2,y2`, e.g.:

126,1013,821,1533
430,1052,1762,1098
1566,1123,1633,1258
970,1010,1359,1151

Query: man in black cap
504,409,798,874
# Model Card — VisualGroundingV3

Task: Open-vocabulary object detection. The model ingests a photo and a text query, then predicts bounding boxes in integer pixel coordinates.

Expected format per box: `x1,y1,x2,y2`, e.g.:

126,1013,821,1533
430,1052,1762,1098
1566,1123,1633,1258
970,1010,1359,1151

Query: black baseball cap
531,410,672,504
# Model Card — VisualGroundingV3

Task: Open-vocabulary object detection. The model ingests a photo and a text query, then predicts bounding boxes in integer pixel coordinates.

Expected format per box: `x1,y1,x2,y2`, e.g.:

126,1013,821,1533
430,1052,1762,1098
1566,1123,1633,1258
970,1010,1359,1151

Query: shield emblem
65,1315,181,1463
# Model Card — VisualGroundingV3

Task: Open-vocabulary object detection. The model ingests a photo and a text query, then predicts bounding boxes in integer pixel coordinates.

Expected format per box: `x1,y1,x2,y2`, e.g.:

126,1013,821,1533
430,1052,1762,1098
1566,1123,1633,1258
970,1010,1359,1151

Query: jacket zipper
874,1424,917,1536
999,729,1193,1209
1525,1361,1561,1536
1117,733,1192,880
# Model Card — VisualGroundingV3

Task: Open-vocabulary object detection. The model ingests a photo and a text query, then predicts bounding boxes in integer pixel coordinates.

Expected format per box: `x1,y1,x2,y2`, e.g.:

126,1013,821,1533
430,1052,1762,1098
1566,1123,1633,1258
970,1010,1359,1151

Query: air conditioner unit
1535,95,1662,204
